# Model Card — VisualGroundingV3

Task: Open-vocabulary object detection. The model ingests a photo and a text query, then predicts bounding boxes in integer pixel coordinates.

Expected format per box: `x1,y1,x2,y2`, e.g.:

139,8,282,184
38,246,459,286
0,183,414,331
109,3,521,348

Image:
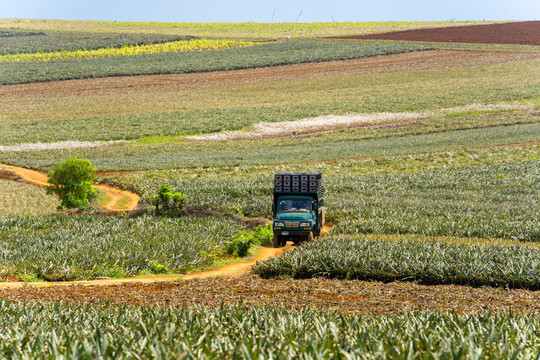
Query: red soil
340,21,540,45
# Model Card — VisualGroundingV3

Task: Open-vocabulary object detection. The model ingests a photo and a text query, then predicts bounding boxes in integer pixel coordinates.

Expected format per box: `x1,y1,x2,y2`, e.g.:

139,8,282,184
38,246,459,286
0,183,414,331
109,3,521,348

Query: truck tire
273,234,282,248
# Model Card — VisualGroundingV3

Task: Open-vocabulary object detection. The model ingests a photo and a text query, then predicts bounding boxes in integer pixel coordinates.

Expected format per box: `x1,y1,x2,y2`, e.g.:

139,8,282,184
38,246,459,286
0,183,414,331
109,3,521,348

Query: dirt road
0,163,140,212
0,245,287,289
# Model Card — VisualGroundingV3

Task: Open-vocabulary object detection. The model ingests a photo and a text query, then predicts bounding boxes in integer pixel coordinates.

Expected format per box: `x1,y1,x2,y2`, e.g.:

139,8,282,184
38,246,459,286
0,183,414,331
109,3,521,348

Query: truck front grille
284,221,300,227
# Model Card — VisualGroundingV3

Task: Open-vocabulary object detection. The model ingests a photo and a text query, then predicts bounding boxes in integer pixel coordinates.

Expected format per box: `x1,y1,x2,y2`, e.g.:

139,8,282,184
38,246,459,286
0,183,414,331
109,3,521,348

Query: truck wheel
273,234,281,248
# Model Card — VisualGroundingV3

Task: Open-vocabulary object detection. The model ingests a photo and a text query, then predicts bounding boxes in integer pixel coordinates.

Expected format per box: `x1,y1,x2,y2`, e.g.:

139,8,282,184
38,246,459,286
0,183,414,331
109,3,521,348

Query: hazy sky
1,0,539,22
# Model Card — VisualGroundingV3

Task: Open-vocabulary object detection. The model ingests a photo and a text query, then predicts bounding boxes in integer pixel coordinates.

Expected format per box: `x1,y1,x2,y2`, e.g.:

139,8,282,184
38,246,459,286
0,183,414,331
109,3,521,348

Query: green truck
272,172,325,248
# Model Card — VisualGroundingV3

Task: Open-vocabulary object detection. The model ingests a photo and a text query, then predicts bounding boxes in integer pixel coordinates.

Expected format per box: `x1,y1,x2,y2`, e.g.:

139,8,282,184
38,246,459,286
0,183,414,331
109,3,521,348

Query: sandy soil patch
0,140,125,152
186,103,534,141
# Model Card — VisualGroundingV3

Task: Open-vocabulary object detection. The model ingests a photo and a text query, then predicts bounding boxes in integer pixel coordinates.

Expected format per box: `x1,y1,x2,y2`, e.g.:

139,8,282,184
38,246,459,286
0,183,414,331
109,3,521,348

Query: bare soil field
1,50,536,100
341,21,540,45
2,276,540,314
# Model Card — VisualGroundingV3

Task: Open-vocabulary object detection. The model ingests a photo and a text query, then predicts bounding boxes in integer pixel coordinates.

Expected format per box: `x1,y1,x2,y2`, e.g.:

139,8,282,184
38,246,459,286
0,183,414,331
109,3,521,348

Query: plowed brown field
2,276,540,314
341,21,540,45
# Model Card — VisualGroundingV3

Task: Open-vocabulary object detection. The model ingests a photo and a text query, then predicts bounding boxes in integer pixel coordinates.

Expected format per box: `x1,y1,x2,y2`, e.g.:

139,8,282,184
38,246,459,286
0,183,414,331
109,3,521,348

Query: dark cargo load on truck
272,172,325,247
274,171,324,194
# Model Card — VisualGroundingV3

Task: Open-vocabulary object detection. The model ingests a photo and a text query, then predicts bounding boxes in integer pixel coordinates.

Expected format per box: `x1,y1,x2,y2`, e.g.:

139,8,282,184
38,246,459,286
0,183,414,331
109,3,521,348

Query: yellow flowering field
0,39,259,63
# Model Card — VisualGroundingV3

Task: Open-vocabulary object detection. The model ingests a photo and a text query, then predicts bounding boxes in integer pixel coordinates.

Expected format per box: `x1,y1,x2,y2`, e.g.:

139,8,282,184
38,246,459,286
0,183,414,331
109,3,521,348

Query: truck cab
272,172,325,247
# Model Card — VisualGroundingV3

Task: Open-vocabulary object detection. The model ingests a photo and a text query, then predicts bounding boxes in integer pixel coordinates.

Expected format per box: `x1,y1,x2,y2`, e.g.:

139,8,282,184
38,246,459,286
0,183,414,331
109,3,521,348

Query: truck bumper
274,230,310,237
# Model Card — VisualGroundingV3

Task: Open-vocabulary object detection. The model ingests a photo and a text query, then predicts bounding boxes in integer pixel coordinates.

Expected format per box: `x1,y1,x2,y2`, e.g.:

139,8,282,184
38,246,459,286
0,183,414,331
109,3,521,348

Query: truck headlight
299,222,311,227
274,221,285,227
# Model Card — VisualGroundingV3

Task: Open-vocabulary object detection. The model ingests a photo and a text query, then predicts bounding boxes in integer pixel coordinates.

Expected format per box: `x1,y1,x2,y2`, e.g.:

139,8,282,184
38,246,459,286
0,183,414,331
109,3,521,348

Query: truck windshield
278,199,311,213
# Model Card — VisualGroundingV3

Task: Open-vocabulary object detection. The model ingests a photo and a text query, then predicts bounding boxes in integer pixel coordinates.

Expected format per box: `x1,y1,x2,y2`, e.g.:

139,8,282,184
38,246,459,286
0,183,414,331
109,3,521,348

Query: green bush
148,260,170,274
227,224,272,257
151,184,187,216
45,158,97,210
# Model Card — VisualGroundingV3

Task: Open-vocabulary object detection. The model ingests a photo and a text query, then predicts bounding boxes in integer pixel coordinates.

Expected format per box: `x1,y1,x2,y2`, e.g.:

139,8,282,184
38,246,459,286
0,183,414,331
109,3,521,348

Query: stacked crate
274,172,323,194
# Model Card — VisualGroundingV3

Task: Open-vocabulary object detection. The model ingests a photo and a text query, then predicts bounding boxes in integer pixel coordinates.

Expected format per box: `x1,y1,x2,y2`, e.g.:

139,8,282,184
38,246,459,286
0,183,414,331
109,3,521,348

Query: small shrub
148,260,170,274
227,224,273,257
19,273,44,282
152,184,187,216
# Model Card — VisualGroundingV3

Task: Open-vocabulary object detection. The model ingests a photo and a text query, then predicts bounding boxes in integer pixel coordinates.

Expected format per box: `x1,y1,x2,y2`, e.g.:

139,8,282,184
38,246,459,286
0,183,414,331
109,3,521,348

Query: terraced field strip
0,163,139,211
2,50,536,103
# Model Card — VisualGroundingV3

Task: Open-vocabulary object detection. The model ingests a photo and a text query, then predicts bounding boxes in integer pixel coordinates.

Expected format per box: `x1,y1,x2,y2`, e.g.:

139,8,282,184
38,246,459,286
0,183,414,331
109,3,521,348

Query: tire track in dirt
0,163,139,212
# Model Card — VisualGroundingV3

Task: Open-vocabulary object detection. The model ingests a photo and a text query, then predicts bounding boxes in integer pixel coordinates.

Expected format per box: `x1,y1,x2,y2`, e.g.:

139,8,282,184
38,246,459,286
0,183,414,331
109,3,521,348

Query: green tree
152,184,187,216
46,158,97,210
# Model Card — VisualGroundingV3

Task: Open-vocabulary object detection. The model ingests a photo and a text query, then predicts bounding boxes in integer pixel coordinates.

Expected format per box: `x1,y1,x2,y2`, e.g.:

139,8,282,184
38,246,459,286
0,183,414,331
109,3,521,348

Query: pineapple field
0,19,539,358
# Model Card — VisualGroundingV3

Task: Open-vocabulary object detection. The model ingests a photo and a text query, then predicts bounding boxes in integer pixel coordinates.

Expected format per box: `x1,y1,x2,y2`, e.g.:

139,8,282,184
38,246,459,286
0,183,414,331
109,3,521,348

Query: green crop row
107,158,539,242
0,215,240,281
2,88,538,144
329,160,540,241
252,234,540,289
4,121,538,171
0,41,426,84
0,301,538,359
0,179,58,217
0,28,191,55
106,145,539,183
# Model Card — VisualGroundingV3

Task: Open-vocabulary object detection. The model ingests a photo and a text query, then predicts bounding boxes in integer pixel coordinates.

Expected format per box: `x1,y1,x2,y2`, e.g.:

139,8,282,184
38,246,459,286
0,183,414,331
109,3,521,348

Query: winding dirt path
0,227,330,289
0,245,287,289
0,163,140,211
